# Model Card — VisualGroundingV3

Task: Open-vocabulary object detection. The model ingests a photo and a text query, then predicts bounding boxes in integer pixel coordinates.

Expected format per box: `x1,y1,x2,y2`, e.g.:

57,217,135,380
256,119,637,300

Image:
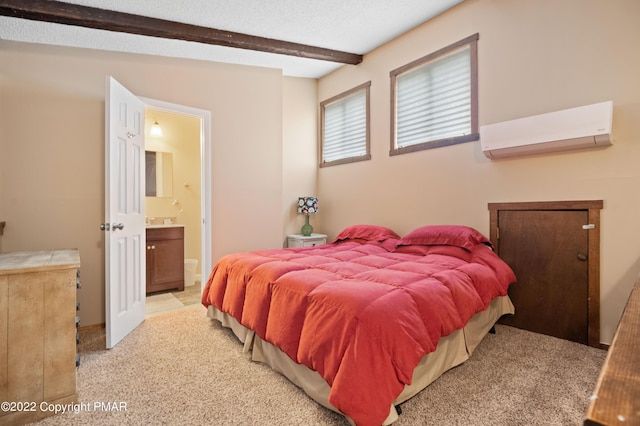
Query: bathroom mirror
145,150,173,197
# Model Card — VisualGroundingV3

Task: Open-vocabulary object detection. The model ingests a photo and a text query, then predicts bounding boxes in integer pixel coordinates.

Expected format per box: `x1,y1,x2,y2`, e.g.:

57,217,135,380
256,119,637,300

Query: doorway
489,200,602,347
142,98,212,316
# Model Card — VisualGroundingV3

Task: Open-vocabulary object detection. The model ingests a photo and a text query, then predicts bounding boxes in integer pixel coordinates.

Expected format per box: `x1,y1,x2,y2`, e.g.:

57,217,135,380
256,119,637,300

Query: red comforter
202,237,515,425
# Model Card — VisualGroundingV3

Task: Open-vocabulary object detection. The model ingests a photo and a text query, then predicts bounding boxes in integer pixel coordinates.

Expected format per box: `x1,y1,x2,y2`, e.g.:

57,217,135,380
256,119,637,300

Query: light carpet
31,305,606,425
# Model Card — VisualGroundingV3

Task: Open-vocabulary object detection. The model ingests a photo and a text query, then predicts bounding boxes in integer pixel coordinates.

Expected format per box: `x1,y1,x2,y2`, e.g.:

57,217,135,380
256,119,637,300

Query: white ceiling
0,0,462,78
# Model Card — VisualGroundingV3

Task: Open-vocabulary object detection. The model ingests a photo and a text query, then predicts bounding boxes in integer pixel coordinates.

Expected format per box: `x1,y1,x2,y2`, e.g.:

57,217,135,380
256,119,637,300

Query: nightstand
287,233,328,248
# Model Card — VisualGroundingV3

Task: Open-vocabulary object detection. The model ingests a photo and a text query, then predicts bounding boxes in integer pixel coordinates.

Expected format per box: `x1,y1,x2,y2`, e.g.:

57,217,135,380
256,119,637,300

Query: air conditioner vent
480,101,613,159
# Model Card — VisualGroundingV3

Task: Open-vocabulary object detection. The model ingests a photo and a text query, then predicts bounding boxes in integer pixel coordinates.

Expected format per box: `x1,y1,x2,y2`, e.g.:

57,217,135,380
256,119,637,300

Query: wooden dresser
584,277,640,425
0,249,80,425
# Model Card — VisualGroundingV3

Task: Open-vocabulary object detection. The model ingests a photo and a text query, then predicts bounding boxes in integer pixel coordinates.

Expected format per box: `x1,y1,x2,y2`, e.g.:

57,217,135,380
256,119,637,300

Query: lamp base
301,215,313,236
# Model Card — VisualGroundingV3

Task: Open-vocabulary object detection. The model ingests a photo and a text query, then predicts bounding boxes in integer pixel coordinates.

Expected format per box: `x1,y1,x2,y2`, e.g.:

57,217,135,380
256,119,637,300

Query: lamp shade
297,197,318,215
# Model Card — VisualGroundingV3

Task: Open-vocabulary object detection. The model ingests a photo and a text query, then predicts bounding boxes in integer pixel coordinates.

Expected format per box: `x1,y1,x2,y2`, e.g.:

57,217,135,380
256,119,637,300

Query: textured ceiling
0,0,462,78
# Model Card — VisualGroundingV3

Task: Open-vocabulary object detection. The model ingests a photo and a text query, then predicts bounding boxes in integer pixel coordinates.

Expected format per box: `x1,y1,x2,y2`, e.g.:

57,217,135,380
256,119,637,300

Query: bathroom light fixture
150,120,163,137
297,196,318,236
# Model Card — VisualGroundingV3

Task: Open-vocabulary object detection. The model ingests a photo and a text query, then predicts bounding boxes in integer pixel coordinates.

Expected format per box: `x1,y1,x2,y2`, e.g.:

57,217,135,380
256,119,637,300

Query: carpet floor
31,305,606,425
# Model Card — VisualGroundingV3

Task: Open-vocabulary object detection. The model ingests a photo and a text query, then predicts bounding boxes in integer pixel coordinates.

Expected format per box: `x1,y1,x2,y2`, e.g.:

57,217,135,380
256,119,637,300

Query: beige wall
282,77,319,241
317,0,640,344
0,41,286,326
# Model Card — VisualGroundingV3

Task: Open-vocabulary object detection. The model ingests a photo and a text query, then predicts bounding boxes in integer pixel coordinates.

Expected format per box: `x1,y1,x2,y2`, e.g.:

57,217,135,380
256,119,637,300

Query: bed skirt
207,295,514,424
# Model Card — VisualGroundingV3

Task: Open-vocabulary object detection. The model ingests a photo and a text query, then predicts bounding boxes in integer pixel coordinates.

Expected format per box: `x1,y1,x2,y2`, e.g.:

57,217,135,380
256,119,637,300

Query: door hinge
582,224,596,230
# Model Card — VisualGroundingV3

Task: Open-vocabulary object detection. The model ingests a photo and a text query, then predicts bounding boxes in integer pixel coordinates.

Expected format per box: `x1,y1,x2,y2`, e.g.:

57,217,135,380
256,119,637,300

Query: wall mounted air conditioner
481,101,613,159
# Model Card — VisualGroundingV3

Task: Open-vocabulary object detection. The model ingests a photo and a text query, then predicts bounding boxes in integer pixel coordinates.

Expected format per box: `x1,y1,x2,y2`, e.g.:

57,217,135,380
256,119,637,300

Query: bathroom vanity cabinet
0,249,80,425
146,226,184,294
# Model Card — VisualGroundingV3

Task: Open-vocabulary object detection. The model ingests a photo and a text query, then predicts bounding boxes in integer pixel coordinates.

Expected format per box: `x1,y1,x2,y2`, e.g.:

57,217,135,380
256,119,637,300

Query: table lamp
297,196,318,236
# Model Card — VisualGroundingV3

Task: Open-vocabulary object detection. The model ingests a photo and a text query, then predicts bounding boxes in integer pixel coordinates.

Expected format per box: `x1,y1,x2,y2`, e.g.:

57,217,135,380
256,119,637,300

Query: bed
201,225,516,425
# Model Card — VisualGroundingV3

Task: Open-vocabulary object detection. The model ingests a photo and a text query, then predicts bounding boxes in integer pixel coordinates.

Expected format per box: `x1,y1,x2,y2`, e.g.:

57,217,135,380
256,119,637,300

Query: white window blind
389,33,480,155
322,85,369,165
393,40,476,152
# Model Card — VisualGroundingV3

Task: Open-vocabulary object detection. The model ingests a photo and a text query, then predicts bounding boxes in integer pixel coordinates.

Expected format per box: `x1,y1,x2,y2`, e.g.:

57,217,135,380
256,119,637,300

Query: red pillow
332,224,400,243
397,225,492,251
393,244,473,261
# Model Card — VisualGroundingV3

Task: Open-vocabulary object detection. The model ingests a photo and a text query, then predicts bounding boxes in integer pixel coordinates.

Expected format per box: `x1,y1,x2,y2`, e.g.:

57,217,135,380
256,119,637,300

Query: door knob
112,223,124,230
577,252,588,261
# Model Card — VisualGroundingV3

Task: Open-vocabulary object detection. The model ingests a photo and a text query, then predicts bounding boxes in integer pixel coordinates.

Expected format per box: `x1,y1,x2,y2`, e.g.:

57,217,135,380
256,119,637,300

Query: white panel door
105,76,146,349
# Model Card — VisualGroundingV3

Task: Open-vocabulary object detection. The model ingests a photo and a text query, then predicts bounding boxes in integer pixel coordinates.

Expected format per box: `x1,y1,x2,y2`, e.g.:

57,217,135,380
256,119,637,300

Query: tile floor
146,283,202,317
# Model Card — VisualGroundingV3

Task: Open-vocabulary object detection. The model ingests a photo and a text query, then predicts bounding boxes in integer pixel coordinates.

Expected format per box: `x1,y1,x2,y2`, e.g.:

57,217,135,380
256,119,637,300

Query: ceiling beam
0,0,363,65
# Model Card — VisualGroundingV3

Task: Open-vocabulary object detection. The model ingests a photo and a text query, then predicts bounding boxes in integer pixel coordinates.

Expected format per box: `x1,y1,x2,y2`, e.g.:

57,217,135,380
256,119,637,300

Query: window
320,82,371,167
390,34,478,155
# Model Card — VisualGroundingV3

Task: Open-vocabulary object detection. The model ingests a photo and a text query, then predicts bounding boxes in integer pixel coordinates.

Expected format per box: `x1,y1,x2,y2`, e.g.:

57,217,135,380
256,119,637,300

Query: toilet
184,259,198,287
